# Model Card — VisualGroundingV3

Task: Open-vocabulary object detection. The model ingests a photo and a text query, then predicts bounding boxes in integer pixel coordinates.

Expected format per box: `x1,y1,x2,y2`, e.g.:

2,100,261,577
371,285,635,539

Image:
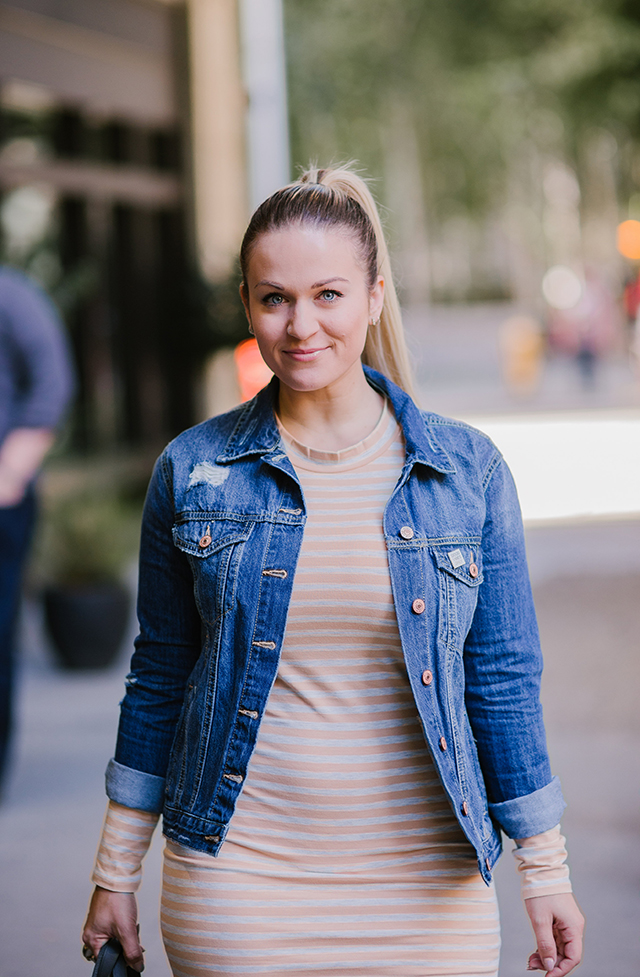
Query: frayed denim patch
188,461,230,488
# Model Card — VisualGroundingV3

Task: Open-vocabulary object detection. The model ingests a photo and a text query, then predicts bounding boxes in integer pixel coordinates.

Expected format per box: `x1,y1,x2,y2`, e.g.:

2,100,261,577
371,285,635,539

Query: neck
276,365,384,450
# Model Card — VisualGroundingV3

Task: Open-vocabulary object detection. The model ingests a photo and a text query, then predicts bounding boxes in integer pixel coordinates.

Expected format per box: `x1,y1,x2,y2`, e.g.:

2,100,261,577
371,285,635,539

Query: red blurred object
623,271,640,322
233,338,273,402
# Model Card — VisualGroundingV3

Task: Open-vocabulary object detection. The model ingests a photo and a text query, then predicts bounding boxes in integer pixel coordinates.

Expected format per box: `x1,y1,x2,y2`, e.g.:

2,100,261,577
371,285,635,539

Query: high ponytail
240,163,415,397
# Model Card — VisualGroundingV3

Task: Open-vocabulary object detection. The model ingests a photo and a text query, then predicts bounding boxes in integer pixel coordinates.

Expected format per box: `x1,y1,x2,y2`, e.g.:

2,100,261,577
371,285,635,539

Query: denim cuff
488,776,566,839
105,758,165,814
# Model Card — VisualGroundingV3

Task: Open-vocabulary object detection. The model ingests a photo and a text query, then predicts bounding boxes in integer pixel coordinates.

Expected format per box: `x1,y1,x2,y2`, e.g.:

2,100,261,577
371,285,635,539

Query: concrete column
239,0,290,209
187,0,248,281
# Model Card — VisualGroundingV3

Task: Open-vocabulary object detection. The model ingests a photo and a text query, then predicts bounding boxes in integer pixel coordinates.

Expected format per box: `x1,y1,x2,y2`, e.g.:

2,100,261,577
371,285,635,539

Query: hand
525,892,584,975
82,886,145,972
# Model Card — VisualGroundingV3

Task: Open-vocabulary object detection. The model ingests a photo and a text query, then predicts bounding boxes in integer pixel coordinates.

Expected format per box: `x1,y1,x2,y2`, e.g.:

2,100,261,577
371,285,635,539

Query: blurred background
0,1,638,975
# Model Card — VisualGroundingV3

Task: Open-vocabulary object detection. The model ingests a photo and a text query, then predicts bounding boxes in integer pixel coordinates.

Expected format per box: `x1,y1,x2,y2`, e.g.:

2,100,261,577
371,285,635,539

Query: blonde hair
239,163,415,396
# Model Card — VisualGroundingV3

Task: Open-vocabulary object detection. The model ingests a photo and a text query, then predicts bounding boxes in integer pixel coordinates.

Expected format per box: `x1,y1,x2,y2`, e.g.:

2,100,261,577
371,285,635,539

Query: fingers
525,894,585,976
119,926,145,973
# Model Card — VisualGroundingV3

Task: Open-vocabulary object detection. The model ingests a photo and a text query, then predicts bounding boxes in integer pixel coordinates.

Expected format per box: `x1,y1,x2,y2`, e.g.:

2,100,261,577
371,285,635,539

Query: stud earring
369,315,380,327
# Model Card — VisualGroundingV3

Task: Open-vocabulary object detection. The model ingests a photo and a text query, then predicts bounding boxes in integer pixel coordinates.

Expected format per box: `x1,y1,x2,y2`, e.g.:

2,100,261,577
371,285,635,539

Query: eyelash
262,289,343,307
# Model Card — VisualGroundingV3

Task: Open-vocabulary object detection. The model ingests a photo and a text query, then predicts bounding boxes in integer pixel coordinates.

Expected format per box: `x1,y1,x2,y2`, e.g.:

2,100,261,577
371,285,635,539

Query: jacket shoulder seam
481,450,503,492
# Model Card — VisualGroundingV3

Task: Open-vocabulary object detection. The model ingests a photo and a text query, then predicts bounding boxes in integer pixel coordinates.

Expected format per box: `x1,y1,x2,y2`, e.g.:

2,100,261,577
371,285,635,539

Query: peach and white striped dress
94,403,570,976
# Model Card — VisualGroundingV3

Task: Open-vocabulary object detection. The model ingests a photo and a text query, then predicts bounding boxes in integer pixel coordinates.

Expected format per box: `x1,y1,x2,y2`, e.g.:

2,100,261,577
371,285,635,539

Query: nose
287,300,318,340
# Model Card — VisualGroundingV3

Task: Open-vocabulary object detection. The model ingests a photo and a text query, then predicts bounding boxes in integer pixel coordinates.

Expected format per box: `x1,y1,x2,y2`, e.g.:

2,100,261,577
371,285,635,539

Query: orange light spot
617,220,640,260
233,338,273,402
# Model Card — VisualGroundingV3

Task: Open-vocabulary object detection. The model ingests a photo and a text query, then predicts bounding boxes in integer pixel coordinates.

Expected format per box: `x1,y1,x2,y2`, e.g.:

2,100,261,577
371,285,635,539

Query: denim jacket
107,367,565,884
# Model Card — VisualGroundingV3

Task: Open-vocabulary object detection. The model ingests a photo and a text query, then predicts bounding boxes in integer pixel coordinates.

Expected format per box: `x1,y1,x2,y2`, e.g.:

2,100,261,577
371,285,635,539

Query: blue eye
321,289,340,301
264,293,285,306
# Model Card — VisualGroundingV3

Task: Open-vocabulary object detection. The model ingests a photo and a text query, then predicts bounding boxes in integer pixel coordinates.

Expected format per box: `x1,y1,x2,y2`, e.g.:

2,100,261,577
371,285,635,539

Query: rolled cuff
105,758,165,814
489,776,566,838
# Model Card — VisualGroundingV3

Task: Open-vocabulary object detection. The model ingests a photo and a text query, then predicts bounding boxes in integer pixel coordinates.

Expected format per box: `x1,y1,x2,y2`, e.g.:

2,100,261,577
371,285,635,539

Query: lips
283,347,329,360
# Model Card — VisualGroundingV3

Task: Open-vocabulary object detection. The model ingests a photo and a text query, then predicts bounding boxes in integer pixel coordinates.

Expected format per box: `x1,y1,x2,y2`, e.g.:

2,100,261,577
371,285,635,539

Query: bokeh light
233,338,273,402
541,265,583,310
616,219,640,260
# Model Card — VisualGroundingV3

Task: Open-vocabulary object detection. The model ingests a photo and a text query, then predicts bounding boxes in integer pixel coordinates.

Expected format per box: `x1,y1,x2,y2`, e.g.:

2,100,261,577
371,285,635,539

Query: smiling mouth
283,347,328,358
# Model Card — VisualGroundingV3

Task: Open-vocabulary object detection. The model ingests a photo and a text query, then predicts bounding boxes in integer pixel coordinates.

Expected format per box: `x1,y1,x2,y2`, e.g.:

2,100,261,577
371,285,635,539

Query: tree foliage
284,0,640,218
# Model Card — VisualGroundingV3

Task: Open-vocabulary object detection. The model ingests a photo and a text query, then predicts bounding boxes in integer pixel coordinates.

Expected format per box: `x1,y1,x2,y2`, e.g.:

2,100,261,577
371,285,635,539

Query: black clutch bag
92,939,140,977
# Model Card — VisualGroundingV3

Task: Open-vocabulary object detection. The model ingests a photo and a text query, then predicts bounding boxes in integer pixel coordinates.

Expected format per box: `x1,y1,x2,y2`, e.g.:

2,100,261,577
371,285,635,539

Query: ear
239,282,254,332
368,275,385,323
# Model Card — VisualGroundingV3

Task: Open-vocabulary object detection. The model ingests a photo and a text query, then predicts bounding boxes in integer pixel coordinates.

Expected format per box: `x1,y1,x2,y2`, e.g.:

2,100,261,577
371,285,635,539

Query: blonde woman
83,166,584,977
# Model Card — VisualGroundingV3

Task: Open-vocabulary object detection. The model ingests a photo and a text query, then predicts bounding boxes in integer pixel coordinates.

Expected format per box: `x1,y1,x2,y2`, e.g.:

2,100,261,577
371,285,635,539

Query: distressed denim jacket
107,367,565,884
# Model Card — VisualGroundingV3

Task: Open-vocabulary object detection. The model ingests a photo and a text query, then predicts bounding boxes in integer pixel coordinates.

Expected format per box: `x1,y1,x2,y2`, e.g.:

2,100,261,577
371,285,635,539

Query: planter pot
43,582,131,670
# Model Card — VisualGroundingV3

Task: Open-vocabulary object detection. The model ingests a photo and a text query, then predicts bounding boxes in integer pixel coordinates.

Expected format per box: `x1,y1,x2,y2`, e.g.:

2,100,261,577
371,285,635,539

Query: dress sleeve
512,824,573,901
92,801,159,893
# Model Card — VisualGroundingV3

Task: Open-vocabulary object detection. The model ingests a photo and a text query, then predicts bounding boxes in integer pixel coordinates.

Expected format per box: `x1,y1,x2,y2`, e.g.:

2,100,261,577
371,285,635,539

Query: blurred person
500,314,545,396
548,267,619,388
0,265,75,793
82,167,583,977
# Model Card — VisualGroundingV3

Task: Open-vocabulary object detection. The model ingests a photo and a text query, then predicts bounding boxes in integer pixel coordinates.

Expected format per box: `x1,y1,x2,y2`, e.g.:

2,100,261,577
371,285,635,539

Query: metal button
462,801,469,816
399,525,414,540
439,736,447,751
469,563,479,578
412,598,425,614
421,669,433,686
199,535,212,548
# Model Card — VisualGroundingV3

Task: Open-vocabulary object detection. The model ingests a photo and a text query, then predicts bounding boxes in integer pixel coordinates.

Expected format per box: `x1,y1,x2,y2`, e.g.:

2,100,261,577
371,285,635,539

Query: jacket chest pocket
172,517,253,624
431,544,483,651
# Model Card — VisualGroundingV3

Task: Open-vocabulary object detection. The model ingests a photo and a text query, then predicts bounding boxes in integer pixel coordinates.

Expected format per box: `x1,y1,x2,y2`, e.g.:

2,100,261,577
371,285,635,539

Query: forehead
245,223,365,281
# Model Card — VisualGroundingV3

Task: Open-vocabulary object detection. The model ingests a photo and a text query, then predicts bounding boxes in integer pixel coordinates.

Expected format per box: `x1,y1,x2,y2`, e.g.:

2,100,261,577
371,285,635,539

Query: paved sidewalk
0,519,638,977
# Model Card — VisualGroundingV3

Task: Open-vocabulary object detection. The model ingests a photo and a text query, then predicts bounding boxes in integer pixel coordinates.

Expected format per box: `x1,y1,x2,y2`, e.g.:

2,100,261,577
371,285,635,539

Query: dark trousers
0,490,36,790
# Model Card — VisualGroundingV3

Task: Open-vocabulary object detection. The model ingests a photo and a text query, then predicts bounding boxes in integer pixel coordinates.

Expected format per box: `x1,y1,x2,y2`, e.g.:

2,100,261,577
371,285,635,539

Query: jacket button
462,801,469,816
439,736,447,751
421,669,433,686
469,562,479,578
412,598,425,614
399,525,414,540
199,535,212,548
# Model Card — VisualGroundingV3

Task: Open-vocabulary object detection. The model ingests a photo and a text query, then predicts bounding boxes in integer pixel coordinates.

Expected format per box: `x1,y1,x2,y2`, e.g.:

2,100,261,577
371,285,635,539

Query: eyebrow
253,277,350,290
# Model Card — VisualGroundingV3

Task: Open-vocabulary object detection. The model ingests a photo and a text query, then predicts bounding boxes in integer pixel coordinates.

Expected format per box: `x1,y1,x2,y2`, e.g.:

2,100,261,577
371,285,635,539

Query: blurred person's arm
0,268,75,504
0,427,54,506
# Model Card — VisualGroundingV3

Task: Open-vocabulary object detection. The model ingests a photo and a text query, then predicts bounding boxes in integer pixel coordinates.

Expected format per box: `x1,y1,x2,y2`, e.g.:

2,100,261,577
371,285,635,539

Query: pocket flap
172,518,252,558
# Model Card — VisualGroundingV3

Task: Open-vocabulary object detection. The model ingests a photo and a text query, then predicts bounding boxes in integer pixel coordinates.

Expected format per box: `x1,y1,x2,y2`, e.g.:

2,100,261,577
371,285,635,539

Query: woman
83,166,584,977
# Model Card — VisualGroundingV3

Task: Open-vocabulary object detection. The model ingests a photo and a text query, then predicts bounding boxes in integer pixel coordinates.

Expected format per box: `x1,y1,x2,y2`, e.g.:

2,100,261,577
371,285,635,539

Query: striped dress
93,403,571,977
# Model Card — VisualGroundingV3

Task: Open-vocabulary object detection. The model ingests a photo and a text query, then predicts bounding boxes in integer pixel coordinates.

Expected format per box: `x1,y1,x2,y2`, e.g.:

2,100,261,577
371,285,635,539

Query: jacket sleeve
108,453,202,813
463,451,566,838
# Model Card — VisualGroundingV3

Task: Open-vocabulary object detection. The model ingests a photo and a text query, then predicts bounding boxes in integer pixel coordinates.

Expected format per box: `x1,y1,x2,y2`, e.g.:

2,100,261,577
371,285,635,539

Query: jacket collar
216,366,456,475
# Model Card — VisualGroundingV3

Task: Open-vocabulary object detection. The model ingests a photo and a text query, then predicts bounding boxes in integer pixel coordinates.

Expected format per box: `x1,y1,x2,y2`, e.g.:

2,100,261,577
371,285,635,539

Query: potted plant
35,491,142,669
